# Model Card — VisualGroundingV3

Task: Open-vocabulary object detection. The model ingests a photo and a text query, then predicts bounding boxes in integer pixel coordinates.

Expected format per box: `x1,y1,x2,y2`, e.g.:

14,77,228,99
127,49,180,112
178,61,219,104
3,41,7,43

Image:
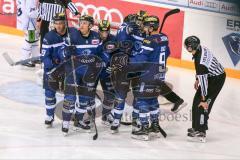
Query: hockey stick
159,126,167,138
2,52,40,66
159,8,180,33
55,0,98,140
157,9,179,138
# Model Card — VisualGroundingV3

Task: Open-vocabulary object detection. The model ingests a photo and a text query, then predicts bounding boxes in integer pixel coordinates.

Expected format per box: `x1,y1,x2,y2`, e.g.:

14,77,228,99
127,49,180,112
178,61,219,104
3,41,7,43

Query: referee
37,0,79,51
184,36,226,143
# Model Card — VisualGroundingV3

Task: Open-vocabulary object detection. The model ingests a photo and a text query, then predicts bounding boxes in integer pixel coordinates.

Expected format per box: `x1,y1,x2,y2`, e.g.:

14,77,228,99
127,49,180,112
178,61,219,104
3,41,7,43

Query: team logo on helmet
53,12,66,22
222,33,240,66
98,20,110,31
137,10,148,21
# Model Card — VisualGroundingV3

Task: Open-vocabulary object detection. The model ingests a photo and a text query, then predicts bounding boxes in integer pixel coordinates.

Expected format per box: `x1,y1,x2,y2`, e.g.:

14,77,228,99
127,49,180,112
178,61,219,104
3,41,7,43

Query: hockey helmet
184,36,200,51
98,20,110,32
79,15,94,25
136,10,148,21
53,12,66,23
143,15,159,30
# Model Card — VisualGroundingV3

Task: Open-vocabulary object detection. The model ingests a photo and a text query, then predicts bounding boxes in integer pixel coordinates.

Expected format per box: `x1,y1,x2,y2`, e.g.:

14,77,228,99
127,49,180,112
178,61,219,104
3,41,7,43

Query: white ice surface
0,33,240,159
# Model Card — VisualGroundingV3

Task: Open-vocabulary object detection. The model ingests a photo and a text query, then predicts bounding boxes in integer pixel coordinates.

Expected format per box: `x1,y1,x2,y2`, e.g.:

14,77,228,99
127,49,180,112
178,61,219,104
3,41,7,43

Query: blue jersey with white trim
75,30,101,56
116,23,146,62
129,32,147,62
140,33,170,80
98,34,116,78
40,27,80,71
116,23,129,42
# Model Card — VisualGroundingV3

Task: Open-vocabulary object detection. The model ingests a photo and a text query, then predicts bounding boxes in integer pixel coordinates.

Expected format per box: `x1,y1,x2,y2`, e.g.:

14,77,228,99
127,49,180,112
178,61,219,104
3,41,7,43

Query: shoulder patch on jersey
92,39,100,45
160,36,168,42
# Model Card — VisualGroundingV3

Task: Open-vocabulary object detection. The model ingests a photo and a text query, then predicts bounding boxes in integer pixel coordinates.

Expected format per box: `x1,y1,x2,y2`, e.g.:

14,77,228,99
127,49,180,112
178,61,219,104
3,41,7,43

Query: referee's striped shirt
38,0,79,22
193,46,225,97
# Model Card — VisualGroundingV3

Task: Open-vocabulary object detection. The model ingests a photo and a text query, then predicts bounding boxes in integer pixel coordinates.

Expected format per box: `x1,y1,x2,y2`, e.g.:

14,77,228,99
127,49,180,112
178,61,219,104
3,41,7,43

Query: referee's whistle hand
198,102,209,110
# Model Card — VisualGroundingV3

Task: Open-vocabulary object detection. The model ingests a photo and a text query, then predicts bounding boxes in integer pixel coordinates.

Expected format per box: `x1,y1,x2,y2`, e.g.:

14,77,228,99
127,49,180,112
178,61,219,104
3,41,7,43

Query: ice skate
62,121,70,137
44,115,54,128
171,99,187,113
73,119,91,132
131,118,141,132
102,113,114,126
187,131,206,143
131,125,150,141
110,119,120,134
149,121,162,138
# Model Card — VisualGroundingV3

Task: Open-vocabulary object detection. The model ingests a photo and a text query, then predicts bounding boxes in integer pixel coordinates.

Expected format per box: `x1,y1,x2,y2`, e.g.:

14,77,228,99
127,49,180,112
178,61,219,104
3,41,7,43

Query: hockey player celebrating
131,15,170,140
38,0,79,52
97,20,116,125
40,13,80,128
184,36,226,142
17,0,39,67
110,11,145,133
61,15,102,135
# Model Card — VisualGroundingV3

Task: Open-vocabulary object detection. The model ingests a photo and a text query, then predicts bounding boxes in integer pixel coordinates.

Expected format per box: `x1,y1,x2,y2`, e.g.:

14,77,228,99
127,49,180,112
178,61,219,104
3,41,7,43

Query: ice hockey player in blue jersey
110,11,148,134
128,11,150,133
61,15,102,135
131,15,170,140
40,13,80,128
97,20,117,126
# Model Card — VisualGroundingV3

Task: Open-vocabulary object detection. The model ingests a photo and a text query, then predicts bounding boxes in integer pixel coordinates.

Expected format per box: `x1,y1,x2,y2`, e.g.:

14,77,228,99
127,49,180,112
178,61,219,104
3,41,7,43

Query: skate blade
150,132,161,138
132,126,141,132
120,121,132,125
173,102,188,113
102,121,111,126
72,126,91,133
131,134,150,141
187,136,206,143
45,124,53,128
111,129,119,134
62,132,68,137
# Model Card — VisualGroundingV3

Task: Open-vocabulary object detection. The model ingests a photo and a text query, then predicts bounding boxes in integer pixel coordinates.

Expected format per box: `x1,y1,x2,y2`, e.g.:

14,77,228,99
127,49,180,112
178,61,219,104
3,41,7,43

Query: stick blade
166,8,180,17
2,52,15,66
93,133,98,140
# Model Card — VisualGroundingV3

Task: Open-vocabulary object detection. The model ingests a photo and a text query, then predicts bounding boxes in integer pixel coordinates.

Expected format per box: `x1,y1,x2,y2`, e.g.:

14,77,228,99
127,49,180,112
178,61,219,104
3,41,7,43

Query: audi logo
71,2,123,24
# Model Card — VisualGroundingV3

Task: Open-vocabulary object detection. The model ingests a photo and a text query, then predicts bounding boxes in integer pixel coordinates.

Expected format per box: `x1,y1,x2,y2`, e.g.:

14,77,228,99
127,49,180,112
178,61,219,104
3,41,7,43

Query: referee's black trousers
40,20,50,52
192,72,226,133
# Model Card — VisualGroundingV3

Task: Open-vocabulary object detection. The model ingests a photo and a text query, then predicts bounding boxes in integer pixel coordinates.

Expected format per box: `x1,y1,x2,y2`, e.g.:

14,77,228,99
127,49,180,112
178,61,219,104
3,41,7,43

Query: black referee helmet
184,36,201,51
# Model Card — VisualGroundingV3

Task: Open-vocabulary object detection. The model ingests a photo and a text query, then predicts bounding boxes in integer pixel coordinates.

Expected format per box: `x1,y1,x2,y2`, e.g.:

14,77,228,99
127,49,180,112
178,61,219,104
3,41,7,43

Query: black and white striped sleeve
67,2,79,15
195,61,209,98
197,74,208,97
